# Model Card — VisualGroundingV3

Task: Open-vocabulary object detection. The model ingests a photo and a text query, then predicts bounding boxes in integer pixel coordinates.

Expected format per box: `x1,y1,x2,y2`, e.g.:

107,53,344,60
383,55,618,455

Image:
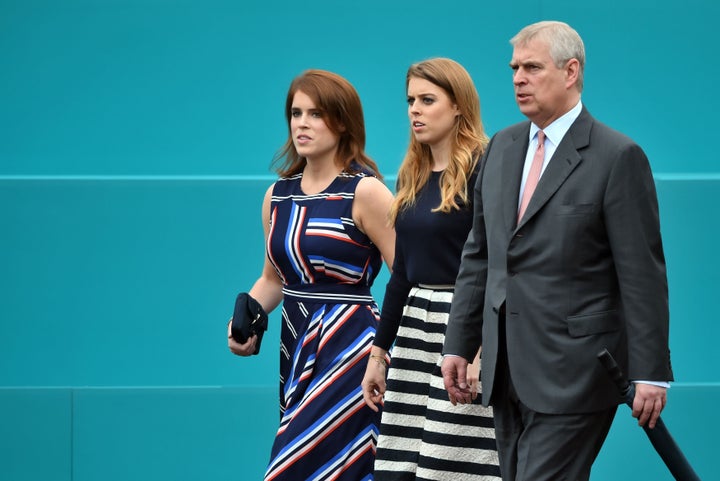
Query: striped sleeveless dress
264,168,383,481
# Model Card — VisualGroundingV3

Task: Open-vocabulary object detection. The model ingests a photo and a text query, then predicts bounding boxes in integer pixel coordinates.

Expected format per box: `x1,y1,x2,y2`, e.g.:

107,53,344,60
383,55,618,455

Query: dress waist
282,284,375,305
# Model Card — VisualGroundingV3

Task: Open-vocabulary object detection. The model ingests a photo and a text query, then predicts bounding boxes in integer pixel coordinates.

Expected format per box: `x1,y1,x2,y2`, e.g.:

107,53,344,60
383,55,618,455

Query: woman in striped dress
228,69,395,480
361,58,501,480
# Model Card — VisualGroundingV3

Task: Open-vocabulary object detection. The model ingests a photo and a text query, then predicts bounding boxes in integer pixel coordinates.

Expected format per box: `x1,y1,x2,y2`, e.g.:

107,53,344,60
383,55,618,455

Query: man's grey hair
511,21,585,92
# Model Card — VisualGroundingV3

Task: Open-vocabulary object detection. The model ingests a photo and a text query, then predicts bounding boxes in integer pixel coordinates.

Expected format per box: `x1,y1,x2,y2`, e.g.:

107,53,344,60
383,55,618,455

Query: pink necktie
518,130,545,223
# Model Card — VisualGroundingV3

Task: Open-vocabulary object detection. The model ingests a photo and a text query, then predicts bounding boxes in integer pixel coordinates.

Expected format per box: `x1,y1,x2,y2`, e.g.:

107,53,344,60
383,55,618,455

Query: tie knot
537,130,545,145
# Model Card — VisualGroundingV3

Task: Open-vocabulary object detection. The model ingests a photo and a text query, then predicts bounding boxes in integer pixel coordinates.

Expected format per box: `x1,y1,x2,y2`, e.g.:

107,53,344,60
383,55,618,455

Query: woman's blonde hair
390,58,487,223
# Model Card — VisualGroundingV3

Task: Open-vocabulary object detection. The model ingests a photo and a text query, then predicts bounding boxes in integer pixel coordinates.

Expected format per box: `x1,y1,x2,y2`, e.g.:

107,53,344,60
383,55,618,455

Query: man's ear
565,58,580,89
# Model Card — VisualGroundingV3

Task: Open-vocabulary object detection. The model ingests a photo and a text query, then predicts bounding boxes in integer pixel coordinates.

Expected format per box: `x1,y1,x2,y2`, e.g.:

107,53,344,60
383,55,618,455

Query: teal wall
1,0,717,479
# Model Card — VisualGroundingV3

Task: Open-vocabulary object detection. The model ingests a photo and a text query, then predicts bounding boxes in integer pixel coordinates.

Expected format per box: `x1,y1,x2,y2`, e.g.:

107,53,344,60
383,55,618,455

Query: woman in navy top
362,58,501,480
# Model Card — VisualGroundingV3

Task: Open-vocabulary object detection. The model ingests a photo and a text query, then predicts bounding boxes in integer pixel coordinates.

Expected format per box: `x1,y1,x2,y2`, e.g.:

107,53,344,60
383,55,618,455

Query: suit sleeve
442,144,491,361
603,141,673,382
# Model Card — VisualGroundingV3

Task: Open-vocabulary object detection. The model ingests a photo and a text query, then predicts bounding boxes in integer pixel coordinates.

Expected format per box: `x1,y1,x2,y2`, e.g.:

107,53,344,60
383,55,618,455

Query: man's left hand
632,382,667,429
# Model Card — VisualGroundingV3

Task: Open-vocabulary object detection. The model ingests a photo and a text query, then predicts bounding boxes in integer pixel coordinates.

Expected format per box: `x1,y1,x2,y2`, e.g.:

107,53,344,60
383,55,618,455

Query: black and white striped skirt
374,285,501,481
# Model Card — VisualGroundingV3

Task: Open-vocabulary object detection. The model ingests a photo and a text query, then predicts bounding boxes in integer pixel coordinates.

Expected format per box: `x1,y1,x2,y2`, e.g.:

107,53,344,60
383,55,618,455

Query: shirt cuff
633,380,671,389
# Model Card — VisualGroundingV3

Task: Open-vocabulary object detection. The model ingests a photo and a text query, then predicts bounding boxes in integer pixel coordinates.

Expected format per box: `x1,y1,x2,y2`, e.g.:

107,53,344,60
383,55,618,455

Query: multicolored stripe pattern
264,169,383,480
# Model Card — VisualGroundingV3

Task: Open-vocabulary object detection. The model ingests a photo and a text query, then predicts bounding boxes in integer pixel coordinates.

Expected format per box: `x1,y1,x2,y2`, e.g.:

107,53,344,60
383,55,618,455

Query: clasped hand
441,355,479,405
227,319,257,357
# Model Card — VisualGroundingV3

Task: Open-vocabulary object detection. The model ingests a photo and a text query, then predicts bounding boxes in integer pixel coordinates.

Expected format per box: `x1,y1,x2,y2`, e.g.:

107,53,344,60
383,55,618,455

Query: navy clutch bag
231,293,269,355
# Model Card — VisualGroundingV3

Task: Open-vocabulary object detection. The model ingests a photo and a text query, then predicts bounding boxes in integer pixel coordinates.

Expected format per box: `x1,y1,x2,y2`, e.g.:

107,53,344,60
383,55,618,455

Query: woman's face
290,90,340,162
407,77,459,148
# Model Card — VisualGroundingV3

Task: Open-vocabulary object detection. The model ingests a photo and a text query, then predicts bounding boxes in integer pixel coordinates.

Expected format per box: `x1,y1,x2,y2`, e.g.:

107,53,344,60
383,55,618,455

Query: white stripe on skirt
374,286,501,480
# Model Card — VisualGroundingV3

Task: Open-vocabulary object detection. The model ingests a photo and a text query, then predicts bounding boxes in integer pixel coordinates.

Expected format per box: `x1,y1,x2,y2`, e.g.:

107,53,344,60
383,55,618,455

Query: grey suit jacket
444,107,673,414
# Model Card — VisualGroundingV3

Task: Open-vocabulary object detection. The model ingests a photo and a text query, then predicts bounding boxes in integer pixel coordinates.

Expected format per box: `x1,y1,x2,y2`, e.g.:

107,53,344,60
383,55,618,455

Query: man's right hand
441,355,472,405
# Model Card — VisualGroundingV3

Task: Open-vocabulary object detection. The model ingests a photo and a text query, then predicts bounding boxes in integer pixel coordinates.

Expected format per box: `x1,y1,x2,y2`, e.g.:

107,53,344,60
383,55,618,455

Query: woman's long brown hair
272,69,382,180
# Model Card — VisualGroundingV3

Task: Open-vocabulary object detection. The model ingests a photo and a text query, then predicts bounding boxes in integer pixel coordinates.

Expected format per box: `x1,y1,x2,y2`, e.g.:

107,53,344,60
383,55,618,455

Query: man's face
510,38,577,128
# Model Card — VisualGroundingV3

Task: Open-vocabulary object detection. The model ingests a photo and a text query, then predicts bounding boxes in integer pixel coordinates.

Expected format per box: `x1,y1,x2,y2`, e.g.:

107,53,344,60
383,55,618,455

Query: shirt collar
529,99,583,146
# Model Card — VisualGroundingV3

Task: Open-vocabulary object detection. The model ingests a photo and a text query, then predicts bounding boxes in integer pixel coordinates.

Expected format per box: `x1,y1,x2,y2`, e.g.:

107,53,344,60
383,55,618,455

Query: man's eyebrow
510,60,542,68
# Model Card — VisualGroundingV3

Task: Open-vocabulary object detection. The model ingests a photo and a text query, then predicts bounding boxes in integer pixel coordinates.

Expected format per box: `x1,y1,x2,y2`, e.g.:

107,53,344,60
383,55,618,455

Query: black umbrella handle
597,348,633,404
597,349,702,481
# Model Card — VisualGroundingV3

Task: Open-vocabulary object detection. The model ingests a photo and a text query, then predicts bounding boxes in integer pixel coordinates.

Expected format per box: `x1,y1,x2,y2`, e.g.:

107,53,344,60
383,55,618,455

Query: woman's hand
227,319,258,356
361,352,388,412
466,349,481,401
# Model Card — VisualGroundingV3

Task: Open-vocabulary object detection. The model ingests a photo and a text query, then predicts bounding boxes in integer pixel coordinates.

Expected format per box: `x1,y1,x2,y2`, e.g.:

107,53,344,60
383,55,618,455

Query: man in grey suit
441,20,673,481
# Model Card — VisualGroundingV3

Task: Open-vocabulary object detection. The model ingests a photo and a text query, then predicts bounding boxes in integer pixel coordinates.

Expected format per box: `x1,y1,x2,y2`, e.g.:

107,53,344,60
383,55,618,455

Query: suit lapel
515,108,593,230
501,125,530,233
